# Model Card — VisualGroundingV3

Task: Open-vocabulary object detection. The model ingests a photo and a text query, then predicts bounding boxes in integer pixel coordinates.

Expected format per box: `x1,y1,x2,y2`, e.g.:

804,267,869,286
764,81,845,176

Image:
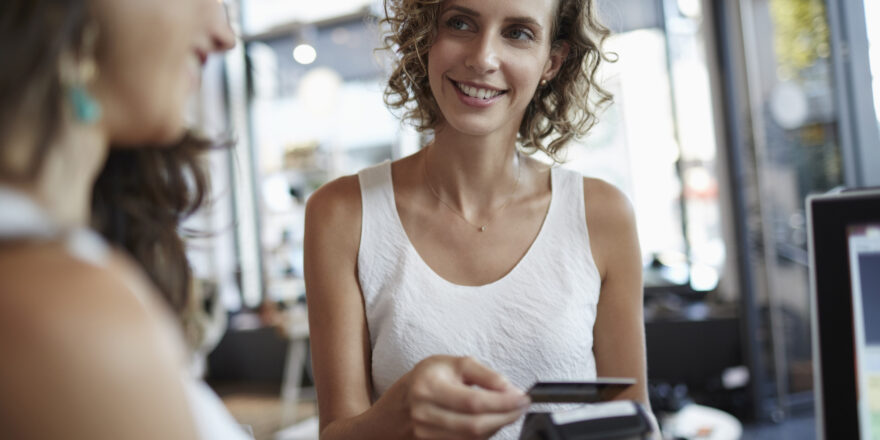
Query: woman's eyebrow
505,16,543,30
445,5,480,17
444,5,544,30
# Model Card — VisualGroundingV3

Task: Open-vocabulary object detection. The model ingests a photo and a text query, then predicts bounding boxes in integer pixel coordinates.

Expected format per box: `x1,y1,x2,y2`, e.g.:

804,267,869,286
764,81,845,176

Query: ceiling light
293,44,317,65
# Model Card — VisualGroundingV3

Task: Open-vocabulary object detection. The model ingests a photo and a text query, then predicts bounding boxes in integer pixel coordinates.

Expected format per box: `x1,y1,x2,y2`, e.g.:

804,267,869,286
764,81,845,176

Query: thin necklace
423,148,521,232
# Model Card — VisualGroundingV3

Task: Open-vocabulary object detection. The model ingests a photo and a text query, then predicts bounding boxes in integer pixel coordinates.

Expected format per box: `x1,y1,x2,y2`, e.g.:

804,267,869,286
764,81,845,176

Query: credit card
526,378,635,403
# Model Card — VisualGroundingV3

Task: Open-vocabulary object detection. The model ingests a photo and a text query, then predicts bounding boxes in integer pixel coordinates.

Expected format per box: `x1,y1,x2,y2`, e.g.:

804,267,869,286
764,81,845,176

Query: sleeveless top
357,161,602,439
0,188,250,440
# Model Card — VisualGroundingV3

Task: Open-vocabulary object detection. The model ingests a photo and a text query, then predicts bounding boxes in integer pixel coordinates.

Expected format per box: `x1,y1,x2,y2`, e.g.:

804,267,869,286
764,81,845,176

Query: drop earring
61,25,102,124
68,82,102,124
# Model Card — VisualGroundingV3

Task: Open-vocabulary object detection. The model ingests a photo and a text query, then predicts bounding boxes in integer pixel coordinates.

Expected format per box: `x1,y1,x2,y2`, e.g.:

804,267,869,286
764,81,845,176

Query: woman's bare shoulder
0,242,176,371
581,177,639,277
582,177,636,228
307,174,361,218
0,243,195,438
1,242,139,305
305,174,363,249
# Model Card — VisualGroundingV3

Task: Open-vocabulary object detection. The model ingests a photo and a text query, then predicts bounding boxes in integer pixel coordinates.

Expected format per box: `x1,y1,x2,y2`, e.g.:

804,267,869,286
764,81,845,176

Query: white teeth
456,82,501,100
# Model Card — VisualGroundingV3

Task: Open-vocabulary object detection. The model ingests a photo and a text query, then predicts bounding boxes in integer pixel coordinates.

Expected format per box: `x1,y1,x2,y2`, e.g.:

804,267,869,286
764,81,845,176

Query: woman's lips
449,78,507,108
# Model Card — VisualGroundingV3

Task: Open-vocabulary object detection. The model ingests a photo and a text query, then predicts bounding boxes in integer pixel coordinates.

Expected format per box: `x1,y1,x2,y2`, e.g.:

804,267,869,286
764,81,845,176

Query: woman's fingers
456,356,512,392
406,355,531,438
429,379,529,414
412,400,526,439
417,356,529,414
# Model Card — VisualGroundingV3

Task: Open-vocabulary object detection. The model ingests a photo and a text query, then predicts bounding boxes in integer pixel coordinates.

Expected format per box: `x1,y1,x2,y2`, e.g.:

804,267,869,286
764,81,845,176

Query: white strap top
0,187,250,440
357,161,602,439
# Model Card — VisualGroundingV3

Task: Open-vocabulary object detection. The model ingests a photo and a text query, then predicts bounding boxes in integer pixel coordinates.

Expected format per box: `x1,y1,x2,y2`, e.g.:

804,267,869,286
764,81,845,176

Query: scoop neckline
386,163,557,290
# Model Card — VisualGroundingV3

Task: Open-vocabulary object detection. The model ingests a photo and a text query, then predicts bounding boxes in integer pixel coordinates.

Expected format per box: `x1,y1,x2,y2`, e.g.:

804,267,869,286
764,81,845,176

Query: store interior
173,0,880,439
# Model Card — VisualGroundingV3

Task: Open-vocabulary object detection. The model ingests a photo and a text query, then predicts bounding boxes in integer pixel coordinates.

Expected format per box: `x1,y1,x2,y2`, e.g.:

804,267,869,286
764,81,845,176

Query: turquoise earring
62,24,102,124
69,85,102,123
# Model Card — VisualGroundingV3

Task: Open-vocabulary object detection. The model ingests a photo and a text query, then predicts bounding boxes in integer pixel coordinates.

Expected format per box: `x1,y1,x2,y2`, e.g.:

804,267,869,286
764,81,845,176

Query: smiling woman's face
427,0,563,138
90,0,234,147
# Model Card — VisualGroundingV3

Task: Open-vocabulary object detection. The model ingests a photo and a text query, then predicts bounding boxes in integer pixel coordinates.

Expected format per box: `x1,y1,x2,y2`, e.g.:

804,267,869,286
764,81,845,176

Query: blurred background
180,0,880,438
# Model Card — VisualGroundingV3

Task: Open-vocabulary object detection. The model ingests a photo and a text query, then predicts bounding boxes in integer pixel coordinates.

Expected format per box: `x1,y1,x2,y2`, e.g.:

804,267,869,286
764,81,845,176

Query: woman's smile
448,77,508,108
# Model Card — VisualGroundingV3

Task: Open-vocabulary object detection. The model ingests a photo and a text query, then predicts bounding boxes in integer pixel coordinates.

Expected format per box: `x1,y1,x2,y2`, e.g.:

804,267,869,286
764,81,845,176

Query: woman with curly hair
305,0,652,438
0,0,250,438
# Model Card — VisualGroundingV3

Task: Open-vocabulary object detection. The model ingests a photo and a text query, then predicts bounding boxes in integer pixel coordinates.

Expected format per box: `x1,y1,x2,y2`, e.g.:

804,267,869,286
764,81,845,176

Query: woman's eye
507,28,534,41
447,17,470,31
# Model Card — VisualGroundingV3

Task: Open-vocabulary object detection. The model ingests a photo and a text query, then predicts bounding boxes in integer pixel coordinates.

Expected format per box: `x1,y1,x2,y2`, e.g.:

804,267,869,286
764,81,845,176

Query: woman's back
0,189,248,440
0,245,198,438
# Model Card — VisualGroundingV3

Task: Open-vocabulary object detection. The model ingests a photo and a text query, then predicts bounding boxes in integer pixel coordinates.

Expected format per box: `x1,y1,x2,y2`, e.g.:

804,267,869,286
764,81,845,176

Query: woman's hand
400,355,531,439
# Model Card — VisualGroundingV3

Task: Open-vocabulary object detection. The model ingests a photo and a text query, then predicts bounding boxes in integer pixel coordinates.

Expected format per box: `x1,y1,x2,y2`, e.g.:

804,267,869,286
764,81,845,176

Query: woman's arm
583,178,650,406
303,176,391,437
305,176,529,440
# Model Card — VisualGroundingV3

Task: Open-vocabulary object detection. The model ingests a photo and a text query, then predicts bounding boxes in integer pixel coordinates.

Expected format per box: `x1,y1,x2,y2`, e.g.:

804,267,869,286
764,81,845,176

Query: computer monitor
809,188,880,440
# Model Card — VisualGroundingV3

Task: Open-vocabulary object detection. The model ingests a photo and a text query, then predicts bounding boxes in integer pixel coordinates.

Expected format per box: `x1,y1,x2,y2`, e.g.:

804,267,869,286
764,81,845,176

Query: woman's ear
542,40,571,82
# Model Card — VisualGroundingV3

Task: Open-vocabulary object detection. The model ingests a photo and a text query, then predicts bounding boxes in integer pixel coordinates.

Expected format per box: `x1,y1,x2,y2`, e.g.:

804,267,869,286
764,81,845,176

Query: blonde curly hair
381,0,614,161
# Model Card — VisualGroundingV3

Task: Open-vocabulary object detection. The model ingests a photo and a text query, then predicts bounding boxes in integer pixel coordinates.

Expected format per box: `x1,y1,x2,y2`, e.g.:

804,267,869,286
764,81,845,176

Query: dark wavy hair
0,0,215,315
381,0,615,161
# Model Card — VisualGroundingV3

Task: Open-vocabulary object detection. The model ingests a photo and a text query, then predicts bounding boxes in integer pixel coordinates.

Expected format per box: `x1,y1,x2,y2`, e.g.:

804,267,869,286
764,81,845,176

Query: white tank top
357,161,602,439
0,187,250,440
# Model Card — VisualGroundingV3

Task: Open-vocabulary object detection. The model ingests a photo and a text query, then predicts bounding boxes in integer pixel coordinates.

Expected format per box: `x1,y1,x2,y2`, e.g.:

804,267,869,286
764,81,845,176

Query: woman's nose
209,0,236,52
464,34,500,74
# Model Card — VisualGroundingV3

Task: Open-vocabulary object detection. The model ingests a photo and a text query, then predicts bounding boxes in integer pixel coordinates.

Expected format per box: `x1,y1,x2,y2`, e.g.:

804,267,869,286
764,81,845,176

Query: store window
584,0,724,293
730,0,845,414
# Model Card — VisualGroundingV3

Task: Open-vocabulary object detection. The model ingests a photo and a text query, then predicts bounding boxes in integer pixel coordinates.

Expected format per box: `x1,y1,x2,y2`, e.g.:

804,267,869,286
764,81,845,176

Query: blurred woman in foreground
0,0,249,438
